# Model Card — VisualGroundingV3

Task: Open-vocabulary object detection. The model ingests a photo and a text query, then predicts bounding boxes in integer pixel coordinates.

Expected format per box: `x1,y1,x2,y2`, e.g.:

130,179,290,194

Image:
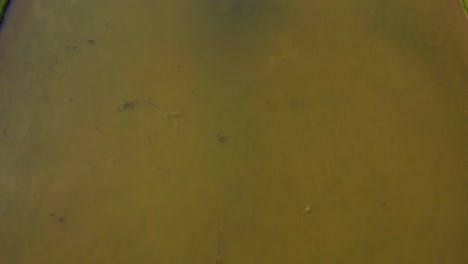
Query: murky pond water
1,0,468,263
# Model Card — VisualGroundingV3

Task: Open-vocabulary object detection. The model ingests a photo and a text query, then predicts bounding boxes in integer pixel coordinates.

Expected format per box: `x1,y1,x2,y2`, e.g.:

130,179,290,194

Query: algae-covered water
1,0,468,263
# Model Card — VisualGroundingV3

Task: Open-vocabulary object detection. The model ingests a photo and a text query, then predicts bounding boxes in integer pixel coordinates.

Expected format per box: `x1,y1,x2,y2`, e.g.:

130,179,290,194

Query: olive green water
1,0,468,263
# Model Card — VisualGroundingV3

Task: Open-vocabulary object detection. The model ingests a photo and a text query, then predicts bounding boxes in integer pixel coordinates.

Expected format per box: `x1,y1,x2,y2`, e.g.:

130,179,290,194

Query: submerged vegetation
0,0,10,26
462,0,468,20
